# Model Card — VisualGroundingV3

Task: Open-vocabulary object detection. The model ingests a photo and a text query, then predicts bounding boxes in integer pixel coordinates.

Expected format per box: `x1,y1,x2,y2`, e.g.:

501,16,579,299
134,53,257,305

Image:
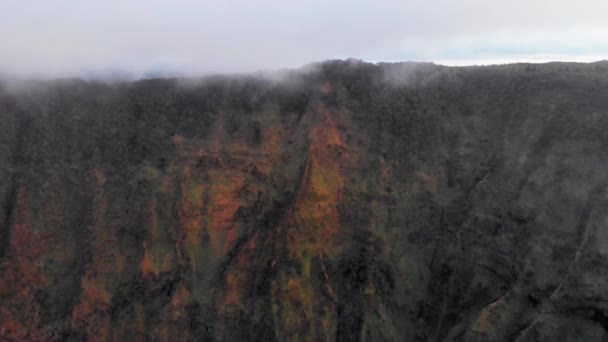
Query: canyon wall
1,61,608,341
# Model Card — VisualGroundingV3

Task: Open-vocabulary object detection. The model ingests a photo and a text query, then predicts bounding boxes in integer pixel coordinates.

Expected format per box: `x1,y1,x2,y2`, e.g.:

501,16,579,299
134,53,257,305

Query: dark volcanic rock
1,60,608,341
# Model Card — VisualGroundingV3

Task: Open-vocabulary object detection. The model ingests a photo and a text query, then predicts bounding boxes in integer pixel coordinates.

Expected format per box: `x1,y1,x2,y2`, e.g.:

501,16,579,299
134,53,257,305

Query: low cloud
1,0,607,79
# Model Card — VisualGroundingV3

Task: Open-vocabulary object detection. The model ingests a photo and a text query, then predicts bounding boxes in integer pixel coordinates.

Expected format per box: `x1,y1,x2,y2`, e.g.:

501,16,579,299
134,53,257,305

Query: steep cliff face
1,60,608,341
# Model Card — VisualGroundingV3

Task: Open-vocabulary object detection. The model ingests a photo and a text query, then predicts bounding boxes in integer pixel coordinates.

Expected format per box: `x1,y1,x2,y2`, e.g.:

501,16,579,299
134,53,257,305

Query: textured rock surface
1,60,608,341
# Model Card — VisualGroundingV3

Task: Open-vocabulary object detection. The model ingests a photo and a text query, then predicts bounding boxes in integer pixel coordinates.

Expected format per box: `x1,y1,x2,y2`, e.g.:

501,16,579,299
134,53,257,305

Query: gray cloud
1,0,607,78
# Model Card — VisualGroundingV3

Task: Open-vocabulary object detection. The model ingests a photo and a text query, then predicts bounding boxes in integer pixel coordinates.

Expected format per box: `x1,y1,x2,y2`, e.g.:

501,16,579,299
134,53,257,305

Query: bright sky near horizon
1,0,607,78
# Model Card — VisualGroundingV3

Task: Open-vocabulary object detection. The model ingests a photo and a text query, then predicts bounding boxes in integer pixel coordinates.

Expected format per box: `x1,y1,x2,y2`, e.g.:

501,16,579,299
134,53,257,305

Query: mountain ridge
1,59,608,341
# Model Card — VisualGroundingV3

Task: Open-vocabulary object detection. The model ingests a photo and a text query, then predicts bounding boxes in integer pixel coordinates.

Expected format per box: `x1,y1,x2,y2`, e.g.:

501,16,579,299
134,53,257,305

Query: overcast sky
1,0,607,78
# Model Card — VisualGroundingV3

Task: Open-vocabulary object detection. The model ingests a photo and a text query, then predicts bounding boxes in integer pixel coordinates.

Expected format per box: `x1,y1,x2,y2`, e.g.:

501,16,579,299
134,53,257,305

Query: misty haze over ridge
2,1,608,79
4,2,608,340
2,58,608,83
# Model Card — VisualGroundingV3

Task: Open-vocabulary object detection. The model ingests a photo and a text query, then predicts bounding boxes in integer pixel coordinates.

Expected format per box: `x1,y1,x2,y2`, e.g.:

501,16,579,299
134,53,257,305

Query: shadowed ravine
2,60,608,341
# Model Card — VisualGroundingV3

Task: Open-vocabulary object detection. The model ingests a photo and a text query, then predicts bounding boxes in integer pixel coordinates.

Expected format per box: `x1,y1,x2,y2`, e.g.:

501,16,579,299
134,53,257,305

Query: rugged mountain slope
1,60,608,341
